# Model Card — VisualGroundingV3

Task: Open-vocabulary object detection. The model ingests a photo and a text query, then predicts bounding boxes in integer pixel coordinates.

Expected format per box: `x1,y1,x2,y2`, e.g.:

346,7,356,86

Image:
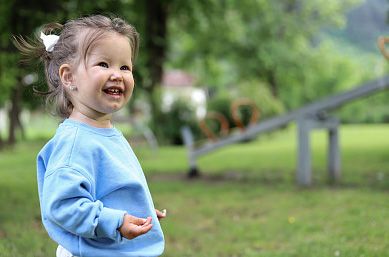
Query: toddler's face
70,33,134,120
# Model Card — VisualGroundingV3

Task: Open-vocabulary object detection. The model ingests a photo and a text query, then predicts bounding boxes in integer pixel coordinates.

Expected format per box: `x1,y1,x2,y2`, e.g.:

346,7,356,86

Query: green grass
1,124,389,256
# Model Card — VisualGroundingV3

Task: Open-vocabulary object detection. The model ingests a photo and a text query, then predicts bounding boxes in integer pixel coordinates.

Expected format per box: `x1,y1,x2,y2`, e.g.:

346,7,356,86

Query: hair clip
40,32,59,52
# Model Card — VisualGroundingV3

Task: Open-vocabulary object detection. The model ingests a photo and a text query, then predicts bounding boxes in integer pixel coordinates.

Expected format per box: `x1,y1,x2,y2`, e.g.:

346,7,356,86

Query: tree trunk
145,0,168,92
266,2,297,99
0,134,3,150
8,82,24,145
268,70,279,98
144,0,169,127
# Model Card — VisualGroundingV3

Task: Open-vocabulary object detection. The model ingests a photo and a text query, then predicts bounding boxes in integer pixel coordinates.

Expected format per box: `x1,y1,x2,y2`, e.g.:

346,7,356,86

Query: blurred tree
1,0,385,147
0,0,67,146
125,0,170,125
166,0,363,108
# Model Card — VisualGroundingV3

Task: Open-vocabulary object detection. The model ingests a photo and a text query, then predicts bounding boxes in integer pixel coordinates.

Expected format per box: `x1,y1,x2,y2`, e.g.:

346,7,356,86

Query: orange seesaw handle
378,36,389,61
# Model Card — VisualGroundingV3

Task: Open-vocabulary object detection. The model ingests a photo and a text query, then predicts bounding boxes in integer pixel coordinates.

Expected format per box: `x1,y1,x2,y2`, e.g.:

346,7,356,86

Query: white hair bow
40,32,59,52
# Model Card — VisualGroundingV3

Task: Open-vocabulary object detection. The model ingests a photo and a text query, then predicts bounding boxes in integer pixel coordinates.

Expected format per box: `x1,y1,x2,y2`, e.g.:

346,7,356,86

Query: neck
69,111,113,129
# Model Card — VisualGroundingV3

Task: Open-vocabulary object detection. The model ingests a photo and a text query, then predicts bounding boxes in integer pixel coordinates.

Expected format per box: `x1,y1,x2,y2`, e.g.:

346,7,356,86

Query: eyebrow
88,52,132,62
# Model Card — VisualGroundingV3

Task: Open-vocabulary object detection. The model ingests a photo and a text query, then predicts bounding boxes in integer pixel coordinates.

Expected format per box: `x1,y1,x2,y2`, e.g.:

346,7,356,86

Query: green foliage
0,53,18,105
1,0,388,147
277,41,366,109
166,0,389,126
206,92,234,129
237,79,285,119
168,0,362,88
205,80,285,134
337,91,389,123
152,93,202,145
315,39,389,123
0,0,67,107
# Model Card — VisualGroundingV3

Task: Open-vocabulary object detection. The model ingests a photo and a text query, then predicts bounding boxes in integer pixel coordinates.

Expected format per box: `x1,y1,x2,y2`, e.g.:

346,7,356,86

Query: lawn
1,123,389,256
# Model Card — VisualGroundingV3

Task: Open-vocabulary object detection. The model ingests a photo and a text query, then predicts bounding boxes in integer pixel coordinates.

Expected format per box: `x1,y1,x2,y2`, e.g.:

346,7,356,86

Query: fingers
155,209,167,220
129,219,153,237
119,215,153,240
143,216,152,226
118,209,167,240
130,215,149,226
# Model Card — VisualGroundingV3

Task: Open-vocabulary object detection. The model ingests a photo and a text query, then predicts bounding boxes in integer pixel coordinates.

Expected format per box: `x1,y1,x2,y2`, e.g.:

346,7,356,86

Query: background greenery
1,123,389,256
1,0,389,145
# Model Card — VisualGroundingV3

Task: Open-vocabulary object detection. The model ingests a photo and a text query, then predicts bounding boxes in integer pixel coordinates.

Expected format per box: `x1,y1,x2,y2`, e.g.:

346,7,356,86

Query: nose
110,69,123,83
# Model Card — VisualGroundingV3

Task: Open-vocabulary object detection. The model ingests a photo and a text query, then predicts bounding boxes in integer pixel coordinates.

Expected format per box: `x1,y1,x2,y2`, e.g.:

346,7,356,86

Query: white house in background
161,70,207,118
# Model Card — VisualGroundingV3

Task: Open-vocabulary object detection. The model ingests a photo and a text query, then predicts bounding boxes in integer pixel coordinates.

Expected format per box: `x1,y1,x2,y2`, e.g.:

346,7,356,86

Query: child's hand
155,209,167,221
118,214,153,240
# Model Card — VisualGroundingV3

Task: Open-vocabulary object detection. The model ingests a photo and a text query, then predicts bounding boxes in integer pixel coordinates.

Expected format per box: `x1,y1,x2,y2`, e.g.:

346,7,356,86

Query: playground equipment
230,98,260,131
197,98,260,142
182,75,389,186
378,36,389,60
198,111,230,141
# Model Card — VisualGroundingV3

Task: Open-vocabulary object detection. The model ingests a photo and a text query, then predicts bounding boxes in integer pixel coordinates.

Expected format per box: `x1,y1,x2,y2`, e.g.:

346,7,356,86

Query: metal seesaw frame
181,75,389,186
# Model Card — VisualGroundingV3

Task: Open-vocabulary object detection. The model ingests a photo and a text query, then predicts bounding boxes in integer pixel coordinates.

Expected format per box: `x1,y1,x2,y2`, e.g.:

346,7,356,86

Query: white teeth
105,88,121,94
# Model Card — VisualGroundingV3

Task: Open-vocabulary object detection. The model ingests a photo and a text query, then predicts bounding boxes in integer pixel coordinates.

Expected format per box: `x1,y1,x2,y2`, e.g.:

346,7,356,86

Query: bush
152,99,202,145
336,90,389,124
206,92,235,129
237,79,285,119
206,80,285,133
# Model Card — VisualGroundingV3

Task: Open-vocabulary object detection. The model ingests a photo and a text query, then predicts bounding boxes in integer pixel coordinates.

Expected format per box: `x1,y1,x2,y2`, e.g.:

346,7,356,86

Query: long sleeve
42,167,126,241
37,119,164,256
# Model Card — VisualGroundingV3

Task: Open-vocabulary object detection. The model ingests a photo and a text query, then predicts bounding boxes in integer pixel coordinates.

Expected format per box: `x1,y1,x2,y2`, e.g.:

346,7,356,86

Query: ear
59,64,74,89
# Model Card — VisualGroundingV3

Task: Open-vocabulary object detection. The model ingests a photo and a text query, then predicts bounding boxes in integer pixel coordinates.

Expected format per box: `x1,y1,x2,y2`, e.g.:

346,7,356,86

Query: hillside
330,0,389,54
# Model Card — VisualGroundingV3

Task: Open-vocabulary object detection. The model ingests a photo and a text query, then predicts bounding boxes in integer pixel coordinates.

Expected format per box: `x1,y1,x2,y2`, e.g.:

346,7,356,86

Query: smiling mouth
103,88,123,95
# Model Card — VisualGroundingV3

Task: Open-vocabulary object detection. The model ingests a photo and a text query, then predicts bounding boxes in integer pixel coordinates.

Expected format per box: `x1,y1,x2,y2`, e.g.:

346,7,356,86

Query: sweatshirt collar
61,119,122,137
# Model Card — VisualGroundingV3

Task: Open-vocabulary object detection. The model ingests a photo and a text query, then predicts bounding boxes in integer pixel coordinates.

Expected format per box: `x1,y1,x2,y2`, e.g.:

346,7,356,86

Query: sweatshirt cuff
95,207,127,241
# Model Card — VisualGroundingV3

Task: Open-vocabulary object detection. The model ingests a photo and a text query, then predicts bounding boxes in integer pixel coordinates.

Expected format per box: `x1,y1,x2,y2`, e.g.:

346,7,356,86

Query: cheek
125,76,135,92
126,85,134,99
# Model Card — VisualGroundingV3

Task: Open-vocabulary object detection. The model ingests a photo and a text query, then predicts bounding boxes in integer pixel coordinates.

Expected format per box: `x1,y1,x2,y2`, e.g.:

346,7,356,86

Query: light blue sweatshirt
37,119,164,257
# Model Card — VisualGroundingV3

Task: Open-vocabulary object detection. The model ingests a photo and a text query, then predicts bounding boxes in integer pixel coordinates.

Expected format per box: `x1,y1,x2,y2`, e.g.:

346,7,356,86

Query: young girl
13,15,165,257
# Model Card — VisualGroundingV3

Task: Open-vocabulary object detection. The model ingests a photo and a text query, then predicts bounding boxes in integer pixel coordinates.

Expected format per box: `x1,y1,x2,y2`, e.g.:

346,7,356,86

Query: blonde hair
13,14,139,119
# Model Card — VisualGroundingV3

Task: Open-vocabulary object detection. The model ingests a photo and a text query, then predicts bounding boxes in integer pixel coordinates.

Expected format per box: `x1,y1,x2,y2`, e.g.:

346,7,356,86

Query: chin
109,106,125,113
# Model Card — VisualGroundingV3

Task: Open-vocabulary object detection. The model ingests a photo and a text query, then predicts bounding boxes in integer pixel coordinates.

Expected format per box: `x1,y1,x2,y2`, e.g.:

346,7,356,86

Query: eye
98,62,108,68
120,65,131,71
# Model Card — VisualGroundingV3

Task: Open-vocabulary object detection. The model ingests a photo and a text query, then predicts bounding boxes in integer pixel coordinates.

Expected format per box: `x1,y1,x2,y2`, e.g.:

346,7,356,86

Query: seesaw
181,37,389,186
